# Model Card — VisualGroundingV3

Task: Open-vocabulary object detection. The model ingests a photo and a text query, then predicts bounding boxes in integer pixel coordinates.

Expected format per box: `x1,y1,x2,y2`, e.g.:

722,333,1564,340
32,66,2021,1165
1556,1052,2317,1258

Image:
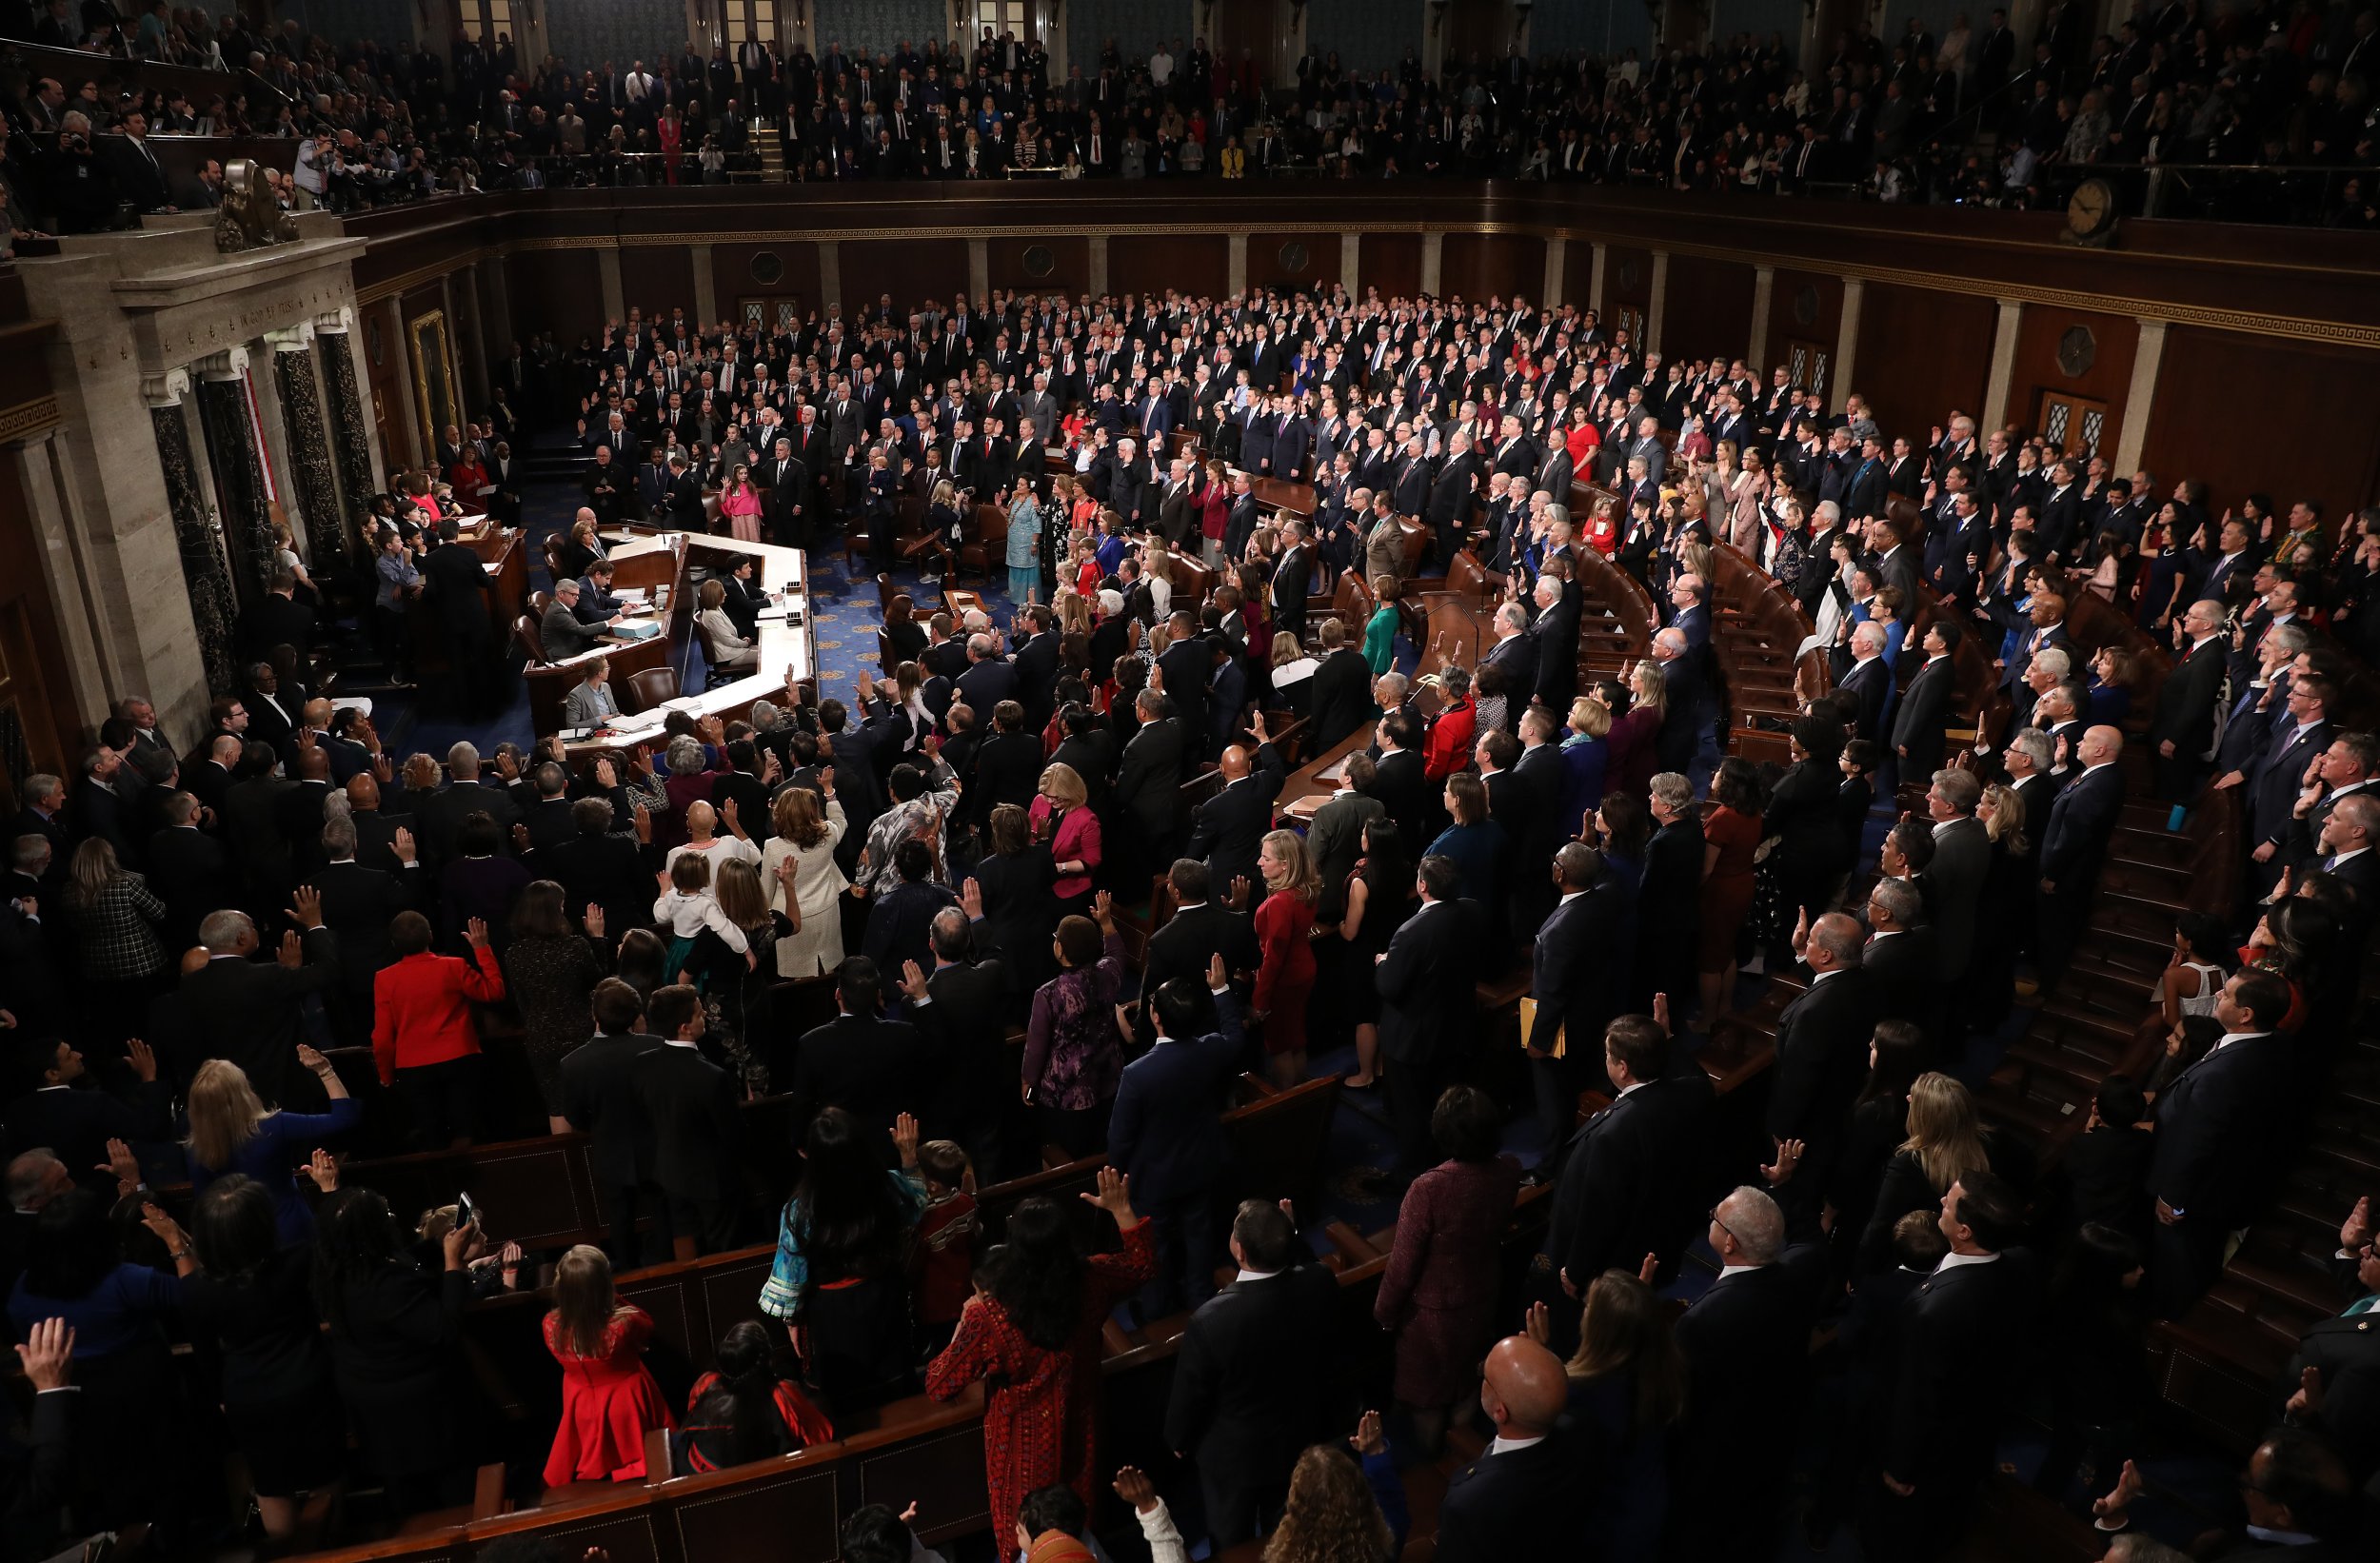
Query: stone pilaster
148,369,238,697
193,348,275,605
271,324,347,577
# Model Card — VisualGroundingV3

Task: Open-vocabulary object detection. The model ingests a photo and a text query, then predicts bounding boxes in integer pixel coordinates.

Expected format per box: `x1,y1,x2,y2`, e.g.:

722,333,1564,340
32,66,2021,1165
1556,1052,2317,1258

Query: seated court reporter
371,909,505,1147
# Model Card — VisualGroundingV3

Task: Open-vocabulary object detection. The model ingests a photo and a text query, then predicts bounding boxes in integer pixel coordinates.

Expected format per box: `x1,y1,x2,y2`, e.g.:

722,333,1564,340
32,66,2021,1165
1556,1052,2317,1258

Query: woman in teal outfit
1006,476,1041,603
1363,574,1403,676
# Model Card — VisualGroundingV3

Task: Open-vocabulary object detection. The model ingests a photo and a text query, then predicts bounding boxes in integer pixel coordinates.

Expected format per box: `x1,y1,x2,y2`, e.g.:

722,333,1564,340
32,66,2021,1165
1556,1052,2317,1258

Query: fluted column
149,369,239,696
194,347,276,604
317,308,380,539
270,322,347,579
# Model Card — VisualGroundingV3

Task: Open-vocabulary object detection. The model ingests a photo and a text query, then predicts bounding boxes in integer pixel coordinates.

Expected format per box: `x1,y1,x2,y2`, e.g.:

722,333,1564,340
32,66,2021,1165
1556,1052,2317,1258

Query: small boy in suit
912,1138,978,1355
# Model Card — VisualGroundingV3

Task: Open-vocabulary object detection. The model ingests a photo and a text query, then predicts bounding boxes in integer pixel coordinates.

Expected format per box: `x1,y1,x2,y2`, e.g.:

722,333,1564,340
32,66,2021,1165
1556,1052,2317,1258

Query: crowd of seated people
6,250,2380,1561
8,1,2373,232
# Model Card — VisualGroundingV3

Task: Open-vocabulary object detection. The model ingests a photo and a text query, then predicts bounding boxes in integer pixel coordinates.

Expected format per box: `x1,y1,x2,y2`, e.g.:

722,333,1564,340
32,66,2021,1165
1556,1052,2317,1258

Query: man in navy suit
1111,957,1244,1313
2246,676,2334,897
1524,844,1628,1180
1835,622,1894,742
2146,970,2293,1316
1432,1335,1581,1563
1375,856,1483,1177
2036,725,2128,987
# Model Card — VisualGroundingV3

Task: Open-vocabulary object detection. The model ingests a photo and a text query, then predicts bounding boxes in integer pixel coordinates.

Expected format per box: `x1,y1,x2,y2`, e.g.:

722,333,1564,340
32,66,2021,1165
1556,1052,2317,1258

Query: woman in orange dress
1696,758,1767,1030
542,1244,675,1487
1250,828,1320,1088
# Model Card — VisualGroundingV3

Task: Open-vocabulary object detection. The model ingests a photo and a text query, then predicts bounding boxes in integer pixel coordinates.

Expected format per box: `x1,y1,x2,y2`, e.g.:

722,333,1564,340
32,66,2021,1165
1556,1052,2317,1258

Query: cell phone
455,1191,479,1232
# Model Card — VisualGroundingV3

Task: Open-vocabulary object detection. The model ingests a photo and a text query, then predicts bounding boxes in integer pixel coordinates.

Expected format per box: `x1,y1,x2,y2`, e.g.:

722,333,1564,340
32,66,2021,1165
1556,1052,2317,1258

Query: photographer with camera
39,111,122,233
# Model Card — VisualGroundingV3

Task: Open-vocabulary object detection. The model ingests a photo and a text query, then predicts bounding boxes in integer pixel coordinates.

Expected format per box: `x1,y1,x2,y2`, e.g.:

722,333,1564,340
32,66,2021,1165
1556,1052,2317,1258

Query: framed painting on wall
408,309,458,456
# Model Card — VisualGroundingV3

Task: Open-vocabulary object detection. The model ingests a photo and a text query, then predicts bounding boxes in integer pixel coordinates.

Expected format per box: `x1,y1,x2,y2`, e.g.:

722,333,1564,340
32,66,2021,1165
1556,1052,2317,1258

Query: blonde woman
1029,761,1101,918
1855,1072,1997,1271
1970,783,2033,1027
1251,828,1321,1087
1609,663,1667,797
187,1050,358,1240
1143,546,1175,622
1727,446,1772,552
763,782,848,977
697,578,760,672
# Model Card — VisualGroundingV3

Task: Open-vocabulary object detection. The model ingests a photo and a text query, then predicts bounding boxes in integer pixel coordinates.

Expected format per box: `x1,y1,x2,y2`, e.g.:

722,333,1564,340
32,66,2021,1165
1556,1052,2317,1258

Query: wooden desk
556,532,813,756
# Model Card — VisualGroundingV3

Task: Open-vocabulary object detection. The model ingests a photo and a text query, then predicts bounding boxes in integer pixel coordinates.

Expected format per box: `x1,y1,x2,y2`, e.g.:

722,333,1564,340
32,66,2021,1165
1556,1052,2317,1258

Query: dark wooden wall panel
1999,307,2139,437
1605,246,1654,323
1559,238,1593,310
506,250,604,346
2141,327,2380,530
1246,231,1342,292
1765,268,1845,375
710,242,823,325
1854,283,1993,445
1662,254,1755,366
839,238,969,313
618,246,695,317
1110,235,1226,300
1438,232,1543,303
362,303,412,473
1360,233,1422,299
987,236,1087,298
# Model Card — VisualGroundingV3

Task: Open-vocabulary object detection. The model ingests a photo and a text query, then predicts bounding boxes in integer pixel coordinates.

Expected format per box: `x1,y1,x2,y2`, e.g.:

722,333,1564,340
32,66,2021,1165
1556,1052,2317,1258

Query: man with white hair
1837,621,1892,741
1671,1185,1822,1558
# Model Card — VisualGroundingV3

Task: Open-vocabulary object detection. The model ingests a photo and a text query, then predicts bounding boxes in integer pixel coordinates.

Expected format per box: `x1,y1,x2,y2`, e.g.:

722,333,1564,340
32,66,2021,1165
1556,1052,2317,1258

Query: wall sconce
1429,0,1450,36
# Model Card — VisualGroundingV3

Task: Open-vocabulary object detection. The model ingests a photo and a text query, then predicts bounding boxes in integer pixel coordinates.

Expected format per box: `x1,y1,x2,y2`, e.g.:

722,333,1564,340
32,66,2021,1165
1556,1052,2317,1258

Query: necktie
2347,1294,2376,1317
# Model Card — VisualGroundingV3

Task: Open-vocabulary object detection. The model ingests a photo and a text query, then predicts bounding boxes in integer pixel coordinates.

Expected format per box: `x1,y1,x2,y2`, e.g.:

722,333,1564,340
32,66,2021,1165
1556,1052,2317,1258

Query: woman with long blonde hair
1856,1072,1995,1270
763,777,848,978
1251,829,1322,1086
187,1048,359,1240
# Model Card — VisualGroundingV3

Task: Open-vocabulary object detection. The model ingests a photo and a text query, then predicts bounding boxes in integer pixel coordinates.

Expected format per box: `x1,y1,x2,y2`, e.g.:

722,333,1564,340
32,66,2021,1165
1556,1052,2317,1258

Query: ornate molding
0,393,64,443
141,368,190,407
266,323,317,352
315,305,355,334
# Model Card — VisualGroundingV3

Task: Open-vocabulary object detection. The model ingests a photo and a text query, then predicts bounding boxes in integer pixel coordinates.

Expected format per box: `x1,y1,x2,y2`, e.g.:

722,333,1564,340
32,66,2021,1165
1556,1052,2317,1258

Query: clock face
2070,181,2112,233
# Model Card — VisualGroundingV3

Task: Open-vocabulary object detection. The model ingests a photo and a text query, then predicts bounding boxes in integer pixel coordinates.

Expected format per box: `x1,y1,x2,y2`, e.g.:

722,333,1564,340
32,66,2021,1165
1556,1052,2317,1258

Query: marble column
1339,232,1361,297
194,348,275,604
317,309,380,533
149,369,239,697
271,324,348,577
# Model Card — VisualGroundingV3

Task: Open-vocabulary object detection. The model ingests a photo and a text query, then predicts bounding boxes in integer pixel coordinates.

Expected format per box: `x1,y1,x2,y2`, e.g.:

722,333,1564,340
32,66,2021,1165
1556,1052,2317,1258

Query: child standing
542,1244,675,1485
911,1139,979,1356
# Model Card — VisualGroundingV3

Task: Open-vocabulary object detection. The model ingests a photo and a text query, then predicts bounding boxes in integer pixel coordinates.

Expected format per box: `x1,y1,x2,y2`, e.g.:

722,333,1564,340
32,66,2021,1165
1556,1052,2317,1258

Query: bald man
1433,1335,1579,1562
1182,713,1284,897
2036,724,2127,988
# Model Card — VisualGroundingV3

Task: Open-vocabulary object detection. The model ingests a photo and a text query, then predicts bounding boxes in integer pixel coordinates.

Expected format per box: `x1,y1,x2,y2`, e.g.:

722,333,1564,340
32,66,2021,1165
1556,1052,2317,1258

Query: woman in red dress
925,1167,1156,1548
1696,758,1768,1030
542,1244,675,1487
1373,1084,1522,1455
1250,828,1320,1087
659,106,684,185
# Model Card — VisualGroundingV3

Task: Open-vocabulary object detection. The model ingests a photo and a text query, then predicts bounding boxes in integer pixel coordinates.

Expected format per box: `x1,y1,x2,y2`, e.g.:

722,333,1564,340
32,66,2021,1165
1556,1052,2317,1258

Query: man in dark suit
1769,912,1879,1208
636,984,745,1256
1671,1186,1825,1560
176,897,340,1109
314,814,417,1044
1140,860,1259,1016
1368,709,1435,848
1375,856,1482,1176
2152,599,2230,802
1835,622,1894,742
1,1037,171,1190
1891,620,1960,781
1112,960,1245,1312
1530,570,1582,720
1433,1335,1582,1563
2280,1197,2380,1475
1524,844,1626,1178
2037,726,2127,988
1157,616,1213,756
2146,970,2293,1316
899,906,1017,1173
783,957,930,1141
1305,622,1374,752
559,979,662,1264
1184,722,1285,899
1633,776,1705,1015
1863,1174,2041,1558
419,520,501,716
860,841,958,1006
1921,769,1992,990
237,568,317,666
2247,677,2335,897
1008,604,1062,732
1537,1001,1716,1309
1861,885,1942,1053
534,796,647,936
1165,1199,1341,1549
1269,523,1313,646
145,791,228,952
954,633,1019,722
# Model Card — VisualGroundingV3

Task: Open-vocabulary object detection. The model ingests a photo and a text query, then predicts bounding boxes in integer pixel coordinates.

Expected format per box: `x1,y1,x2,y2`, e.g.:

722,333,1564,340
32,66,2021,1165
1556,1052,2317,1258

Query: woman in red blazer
374,910,506,1148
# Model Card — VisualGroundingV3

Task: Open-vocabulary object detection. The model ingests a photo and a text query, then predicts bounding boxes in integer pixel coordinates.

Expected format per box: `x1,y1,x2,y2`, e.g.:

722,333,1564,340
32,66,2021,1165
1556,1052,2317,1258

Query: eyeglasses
1709,1206,1739,1245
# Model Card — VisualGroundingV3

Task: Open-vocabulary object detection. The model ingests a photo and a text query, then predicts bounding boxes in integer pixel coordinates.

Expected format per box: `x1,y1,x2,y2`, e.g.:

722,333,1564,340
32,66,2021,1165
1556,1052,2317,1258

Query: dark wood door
1209,0,1280,93
1443,0,1514,75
